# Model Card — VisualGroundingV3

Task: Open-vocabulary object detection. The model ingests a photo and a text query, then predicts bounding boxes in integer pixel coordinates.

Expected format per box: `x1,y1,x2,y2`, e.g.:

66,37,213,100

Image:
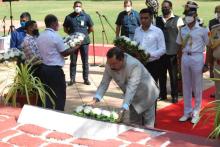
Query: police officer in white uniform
176,7,209,124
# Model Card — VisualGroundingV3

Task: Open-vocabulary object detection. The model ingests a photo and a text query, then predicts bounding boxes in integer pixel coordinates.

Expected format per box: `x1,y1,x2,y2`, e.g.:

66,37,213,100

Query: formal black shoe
157,97,167,101
68,80,75,86
172,97,178,103
84,80,91,85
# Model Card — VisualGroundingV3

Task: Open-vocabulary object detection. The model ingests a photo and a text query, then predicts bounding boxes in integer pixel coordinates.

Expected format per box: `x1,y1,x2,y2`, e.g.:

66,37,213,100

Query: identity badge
81,20,85,26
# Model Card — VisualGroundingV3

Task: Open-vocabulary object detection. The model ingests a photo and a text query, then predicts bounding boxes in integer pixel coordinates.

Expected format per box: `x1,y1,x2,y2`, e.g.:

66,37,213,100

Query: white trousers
181,53,204,116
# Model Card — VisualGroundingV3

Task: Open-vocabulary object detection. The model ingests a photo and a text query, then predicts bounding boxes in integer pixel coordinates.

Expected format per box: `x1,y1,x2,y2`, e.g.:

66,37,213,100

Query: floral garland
73,105,119,123
0,48,25,63
63,32,85,50
114,36,150,65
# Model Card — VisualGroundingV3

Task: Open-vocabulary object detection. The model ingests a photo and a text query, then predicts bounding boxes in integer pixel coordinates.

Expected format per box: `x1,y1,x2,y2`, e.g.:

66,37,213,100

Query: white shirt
134,24,166,61
37,28,65,67
161,13,184,28
176,22,209,53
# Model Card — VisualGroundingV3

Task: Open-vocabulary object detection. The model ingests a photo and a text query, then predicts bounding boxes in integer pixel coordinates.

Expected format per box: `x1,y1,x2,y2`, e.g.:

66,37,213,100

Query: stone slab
17,105,133,140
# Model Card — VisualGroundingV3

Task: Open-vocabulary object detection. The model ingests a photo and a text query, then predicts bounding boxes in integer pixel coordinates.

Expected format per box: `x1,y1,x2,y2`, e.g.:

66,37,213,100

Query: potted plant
196,69,220,139
2,62,55,108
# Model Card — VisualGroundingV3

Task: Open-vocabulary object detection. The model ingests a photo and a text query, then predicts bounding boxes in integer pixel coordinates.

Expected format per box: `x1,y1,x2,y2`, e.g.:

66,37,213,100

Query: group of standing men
10,1,94,111
113,0,219,125
9,0,220,128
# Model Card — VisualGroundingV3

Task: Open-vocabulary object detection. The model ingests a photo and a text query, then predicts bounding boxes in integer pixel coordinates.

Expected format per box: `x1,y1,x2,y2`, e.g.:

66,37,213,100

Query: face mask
74,7,82,13
185,16,194,24
216,13,220,19
32,29,39,37
20,22,26,27
162,8,171,15
125,6,132,12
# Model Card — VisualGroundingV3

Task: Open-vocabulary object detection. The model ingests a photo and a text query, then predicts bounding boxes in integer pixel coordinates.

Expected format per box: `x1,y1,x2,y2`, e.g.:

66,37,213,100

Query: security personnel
208,5,220,100
63,1,94,86
176,7,209,124
183,1,203,26
115,0,140,40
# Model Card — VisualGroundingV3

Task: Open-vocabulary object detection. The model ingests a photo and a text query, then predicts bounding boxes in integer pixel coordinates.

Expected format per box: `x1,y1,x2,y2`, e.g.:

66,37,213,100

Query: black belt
185,52,202,56
42,64,62,69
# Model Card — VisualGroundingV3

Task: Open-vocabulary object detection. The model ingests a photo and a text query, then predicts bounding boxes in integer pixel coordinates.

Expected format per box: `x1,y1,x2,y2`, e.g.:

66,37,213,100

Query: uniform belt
184,52,202,56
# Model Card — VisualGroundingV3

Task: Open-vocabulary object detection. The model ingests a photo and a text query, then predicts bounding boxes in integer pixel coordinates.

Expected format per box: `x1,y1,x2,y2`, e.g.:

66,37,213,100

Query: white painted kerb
17,105,132,140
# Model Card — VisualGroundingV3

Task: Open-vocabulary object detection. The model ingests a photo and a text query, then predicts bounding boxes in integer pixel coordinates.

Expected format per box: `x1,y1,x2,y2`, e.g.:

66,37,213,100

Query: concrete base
18,105,133,140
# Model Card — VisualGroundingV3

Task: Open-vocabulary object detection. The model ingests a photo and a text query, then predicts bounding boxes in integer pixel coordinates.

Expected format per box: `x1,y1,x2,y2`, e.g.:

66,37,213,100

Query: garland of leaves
73,105,119,123
113,36,150,65
0,48,25,63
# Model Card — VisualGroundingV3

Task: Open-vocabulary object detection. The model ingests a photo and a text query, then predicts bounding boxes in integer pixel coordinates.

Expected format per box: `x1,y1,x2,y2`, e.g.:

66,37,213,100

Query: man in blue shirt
10,12,31,50
63,1,94,86
115,0,140,40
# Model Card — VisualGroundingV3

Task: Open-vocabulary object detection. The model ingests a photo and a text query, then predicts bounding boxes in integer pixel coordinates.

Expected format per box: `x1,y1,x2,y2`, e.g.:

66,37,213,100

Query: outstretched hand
116,109,126,123
86,98,98,106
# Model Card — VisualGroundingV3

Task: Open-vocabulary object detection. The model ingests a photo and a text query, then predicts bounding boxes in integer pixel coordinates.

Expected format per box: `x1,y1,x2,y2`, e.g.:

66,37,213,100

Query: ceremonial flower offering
63,32,85,50
0,48,25,63
73,105,119,123
114,36,150,65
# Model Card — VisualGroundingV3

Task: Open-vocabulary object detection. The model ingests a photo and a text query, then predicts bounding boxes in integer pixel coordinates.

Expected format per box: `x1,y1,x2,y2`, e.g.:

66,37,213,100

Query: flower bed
73,105,119,123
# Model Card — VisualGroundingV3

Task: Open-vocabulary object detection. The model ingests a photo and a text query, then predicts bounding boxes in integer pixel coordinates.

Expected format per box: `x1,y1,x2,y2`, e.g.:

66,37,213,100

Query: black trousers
39,65,66,111
70,44,89,81
145,59,160,83
159,54,178,98
29,64,42,79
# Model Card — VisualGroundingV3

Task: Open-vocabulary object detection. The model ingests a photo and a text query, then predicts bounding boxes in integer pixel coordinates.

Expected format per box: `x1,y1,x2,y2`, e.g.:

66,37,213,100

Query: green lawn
0,0,219,43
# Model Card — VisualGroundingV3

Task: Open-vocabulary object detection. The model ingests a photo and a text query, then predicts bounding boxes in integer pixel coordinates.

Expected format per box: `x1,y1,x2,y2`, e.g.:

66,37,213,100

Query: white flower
78,35,84,41
73,38,80,44
84,106,93,114
70,42,76,47
121,36,126,40
138,45,145,50
4,53,10,60
8,51,14,58
75,106,84,113
0,54,3,60
14,51,20,57
92,108,102,115
101,110,111,118
123,37,131,43
130,41,137,46
111,111,119,120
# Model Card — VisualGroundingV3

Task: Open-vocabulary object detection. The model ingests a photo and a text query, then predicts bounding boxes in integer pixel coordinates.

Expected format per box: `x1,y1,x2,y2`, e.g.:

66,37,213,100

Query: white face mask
75,7,82,13
125,6,132,12
215,13,220,19
185,16,194,24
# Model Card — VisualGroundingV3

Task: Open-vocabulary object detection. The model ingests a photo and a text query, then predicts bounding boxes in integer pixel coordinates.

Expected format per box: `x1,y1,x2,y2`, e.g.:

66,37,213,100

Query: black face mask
162,8,171,15
32,29,39,37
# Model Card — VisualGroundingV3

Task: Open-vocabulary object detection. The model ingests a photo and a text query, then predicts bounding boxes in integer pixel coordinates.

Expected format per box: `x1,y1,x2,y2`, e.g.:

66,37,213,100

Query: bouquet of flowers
63,32,85,50
0,48,25,63
114,36,150,65
73,105,119,123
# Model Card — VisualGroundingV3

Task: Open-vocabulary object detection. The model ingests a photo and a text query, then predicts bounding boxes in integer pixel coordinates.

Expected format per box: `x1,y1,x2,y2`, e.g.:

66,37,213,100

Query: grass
0,0,219,43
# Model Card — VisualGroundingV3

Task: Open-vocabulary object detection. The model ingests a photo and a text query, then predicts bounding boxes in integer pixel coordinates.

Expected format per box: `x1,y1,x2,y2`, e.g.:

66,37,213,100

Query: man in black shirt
63,1,94,85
